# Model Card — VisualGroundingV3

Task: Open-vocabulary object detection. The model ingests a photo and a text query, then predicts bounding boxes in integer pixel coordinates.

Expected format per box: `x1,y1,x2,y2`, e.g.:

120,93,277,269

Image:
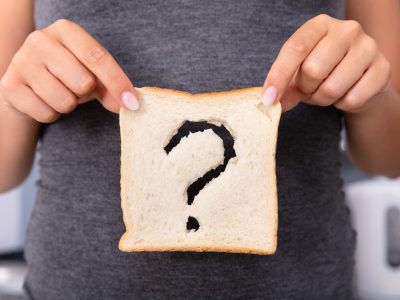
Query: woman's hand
0,18,139,123
262,14,391,113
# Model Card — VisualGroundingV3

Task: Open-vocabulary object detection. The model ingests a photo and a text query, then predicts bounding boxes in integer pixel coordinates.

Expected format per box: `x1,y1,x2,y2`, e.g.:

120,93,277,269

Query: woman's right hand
0,18,139,123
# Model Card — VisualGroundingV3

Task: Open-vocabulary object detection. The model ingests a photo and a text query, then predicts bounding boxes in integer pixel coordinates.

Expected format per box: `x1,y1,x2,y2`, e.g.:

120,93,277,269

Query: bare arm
0,0,38,192
344,0,400,177
0,2,140,192
262,1,400,178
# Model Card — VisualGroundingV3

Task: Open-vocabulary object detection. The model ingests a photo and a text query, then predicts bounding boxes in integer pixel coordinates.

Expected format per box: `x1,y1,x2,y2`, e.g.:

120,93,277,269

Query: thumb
78,80,139,114
262,68,305,112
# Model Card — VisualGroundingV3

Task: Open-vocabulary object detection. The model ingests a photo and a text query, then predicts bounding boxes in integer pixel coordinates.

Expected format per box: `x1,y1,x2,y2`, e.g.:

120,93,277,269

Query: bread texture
119,86,281,255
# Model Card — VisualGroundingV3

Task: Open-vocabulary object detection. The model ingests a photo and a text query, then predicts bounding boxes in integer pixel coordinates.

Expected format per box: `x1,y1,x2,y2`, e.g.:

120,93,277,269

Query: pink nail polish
262,85,277,107
121,91,139,110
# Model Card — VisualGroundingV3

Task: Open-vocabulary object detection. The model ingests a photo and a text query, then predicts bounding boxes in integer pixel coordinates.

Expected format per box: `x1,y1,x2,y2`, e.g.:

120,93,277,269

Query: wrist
343,84,394,121
0,99,39,126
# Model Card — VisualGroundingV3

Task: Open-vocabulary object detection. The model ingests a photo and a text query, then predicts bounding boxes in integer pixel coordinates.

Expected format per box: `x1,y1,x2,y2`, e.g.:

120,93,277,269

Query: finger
296,32,350,95
262,14,332,106
335,54,391,112
309,36,378,106
29,31,97,98
279,71,307,112
20,64,78,114
2,83,59,123
43,19,138,112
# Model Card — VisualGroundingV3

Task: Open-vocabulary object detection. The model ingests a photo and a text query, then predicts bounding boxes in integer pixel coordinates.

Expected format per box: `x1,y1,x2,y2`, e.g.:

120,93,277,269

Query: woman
0,0,399,299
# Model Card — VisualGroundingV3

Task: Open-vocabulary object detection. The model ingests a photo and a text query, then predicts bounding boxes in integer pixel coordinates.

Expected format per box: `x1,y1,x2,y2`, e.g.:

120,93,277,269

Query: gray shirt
26,0,355,299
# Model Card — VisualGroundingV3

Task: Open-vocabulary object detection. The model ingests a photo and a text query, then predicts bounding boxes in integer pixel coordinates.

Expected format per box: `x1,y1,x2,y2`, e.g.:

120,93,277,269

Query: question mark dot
186,216,200,232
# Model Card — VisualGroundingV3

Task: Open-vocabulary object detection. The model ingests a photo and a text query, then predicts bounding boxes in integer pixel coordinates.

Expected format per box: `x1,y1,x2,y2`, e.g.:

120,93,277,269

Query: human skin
0,0,139,191
0,0,400,192
262,1,400,177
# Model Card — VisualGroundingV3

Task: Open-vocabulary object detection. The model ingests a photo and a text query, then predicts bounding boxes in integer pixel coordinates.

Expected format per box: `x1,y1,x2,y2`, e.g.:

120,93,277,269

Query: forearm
0,0,38,192
343,0,400,177
344,85,400,177
0,105,40,192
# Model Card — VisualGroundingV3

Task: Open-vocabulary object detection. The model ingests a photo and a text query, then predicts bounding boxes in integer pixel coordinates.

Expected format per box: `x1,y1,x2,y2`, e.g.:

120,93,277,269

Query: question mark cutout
164,121,236,232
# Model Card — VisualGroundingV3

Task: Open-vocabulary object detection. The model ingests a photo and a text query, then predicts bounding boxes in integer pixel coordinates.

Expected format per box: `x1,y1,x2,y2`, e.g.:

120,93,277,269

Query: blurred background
0,139,400,300
0,155,37,300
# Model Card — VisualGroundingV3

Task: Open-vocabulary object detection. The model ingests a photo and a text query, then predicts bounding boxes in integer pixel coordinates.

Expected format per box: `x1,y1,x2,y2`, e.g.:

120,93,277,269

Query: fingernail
262,85,277,106
121,91,139,110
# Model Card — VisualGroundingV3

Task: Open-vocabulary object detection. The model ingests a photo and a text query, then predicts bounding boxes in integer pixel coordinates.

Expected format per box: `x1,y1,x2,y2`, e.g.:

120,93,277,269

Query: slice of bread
119,86,281,255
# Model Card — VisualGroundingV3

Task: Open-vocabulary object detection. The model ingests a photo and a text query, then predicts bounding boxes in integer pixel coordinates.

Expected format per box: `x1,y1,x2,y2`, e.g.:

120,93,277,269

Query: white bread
119,87,281,255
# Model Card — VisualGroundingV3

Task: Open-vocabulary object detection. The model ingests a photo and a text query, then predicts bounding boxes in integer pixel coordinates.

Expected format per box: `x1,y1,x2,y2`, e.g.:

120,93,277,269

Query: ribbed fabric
25,1,355,299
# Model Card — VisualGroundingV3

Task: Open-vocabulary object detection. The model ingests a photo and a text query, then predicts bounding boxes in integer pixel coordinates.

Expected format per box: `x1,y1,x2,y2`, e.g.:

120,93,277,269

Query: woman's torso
25,1,355,299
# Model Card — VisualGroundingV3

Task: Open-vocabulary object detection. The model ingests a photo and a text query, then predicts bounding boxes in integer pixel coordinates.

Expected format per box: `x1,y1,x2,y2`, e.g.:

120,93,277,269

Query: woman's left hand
262,14,391,113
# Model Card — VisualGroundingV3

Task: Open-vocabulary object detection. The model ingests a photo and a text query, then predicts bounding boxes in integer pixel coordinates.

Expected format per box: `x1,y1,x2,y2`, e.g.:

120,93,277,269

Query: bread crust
136,86,262,100
119,239,276,255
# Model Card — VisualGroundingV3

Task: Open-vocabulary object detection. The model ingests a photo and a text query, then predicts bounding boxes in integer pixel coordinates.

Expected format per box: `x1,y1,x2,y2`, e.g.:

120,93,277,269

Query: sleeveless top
26,1,356,299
